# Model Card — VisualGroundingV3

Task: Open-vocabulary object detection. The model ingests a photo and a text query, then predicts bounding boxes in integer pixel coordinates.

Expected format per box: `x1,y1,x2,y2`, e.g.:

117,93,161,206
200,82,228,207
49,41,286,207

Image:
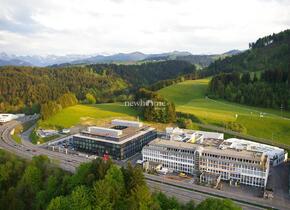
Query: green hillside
39,103,139,129
158,78,290,144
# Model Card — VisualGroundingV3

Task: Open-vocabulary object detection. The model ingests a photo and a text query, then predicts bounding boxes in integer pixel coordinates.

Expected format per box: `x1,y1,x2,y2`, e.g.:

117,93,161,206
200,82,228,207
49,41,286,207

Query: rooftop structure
220,138,287,166
111,119,143,128
165,127,224,143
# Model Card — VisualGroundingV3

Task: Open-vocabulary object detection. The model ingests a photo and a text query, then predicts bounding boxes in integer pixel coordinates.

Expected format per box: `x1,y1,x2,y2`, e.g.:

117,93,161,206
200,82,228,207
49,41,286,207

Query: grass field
39,103,140,129
158,78,290,144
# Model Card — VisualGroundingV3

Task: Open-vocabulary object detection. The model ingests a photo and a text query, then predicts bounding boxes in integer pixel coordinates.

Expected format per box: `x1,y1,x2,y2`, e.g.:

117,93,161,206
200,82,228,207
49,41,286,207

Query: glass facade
72,130,157,160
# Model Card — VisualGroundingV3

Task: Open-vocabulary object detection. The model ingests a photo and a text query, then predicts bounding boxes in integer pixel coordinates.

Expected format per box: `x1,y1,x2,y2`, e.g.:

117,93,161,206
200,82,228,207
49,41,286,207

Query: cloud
0,0,289,55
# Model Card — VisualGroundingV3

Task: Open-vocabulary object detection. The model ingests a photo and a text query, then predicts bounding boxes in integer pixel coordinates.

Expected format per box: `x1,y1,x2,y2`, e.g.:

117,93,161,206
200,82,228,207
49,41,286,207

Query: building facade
72,119,157,160
142,138,270,187
142,127,286,188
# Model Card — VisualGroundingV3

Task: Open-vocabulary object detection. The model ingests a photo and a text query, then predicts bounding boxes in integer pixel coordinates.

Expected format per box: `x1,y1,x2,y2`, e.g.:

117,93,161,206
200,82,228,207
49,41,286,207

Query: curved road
0,116,89,172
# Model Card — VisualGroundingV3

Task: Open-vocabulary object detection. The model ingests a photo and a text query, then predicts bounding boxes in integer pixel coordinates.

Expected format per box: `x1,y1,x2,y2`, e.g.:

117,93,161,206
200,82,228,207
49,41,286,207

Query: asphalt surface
0,117,89,172
0,117,288,210
146,179,264,210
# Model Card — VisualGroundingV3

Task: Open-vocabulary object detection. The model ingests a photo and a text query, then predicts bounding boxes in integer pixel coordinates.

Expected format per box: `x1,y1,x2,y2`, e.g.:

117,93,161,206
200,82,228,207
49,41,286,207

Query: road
145,174,286,210
0,117,89,172
146,179,264,210
0,117,287,210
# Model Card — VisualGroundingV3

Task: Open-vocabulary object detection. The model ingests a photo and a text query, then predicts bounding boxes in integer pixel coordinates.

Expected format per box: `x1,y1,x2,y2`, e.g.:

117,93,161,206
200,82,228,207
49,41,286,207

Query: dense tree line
203,29,290,76
0,66,127,113
89,60,196,88
249,29,290,49
147,71,200,91
0,150,241,210
40,93,78,120
208,70,290,110
135,88,176,123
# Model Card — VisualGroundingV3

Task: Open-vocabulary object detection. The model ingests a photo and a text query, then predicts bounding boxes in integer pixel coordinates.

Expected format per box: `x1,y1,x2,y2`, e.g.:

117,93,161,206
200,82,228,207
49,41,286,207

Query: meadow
39,103,139,129
158,78,290,144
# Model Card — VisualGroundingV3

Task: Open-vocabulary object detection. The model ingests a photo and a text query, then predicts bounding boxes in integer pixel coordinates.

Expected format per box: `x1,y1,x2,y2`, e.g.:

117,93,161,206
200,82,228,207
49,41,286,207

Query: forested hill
203,29,290,76
0,60,195,113
0,66,128,113
89,60,195,87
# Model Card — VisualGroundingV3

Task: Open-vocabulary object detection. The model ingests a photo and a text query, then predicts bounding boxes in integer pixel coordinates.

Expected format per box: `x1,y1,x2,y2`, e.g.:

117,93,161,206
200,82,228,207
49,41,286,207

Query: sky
0,0,290,56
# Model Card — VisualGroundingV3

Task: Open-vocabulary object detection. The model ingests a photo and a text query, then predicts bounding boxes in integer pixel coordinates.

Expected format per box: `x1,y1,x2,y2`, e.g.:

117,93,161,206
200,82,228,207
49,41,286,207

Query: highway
0,117,285,210
0,117,89,172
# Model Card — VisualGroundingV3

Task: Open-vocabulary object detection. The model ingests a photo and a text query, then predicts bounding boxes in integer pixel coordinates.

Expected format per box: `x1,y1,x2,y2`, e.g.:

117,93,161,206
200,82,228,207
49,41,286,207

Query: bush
177,118,193,129
225,121,247,134
85,93,96,104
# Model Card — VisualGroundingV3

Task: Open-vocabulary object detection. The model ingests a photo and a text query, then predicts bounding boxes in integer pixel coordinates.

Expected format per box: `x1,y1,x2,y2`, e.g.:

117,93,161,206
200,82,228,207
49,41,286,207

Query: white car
136,160,144,164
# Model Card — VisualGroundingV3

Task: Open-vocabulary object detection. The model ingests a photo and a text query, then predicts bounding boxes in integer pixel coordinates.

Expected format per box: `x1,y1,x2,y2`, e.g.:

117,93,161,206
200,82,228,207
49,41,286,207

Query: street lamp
280,104,283,117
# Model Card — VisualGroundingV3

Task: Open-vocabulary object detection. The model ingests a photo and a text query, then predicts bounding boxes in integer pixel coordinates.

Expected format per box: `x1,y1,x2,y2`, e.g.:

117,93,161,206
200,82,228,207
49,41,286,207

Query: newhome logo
124,99,166,107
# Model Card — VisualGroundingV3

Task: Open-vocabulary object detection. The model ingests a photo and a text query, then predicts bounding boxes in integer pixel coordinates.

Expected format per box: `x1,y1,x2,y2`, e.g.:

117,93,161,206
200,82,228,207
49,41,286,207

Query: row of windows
143,151,194,163
203,168,266,187
202,152,260,164
202,162,262,171
143,156,193,173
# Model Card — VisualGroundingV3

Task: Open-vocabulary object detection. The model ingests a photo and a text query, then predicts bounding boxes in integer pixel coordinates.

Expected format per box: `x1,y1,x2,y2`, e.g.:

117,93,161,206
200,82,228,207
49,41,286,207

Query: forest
0,60,195,114
0,150,241,210
0,66,127,113
203,29,290,76
208,69,290,110
89,60,196,88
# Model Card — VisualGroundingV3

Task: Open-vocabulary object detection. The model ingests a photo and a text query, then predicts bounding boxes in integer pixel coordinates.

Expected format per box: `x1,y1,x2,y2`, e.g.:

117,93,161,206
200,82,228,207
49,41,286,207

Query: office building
142,127,287,188
72,119,156,160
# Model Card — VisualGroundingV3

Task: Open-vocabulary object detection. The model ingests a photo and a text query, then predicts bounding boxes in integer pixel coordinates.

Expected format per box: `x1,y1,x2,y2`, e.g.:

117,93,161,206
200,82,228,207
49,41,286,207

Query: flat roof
202,145,264,161
75,127,155,145
222,138,285,158
80,121,152,141
146,138,265,161
146,138,200,150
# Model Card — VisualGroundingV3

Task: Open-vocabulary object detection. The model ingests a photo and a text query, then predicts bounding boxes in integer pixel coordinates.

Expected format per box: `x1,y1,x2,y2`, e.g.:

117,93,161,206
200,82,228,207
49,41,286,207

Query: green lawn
158,78,290,144
39,103,139,129
12,134,21,144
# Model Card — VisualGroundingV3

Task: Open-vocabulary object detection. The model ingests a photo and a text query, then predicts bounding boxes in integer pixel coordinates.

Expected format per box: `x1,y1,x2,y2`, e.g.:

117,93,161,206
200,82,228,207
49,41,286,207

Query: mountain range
0,50,241,67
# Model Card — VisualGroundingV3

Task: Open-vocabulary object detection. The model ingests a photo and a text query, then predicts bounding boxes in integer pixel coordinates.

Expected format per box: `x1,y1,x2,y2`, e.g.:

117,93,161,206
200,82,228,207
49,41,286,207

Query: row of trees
0,150,241,210
208,71,290,110
40,93,78,120
135,88,176,123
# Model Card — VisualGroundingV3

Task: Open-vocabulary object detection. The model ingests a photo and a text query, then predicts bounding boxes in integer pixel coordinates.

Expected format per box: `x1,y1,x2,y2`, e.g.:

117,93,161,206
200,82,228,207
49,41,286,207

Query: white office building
142,127,287,188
